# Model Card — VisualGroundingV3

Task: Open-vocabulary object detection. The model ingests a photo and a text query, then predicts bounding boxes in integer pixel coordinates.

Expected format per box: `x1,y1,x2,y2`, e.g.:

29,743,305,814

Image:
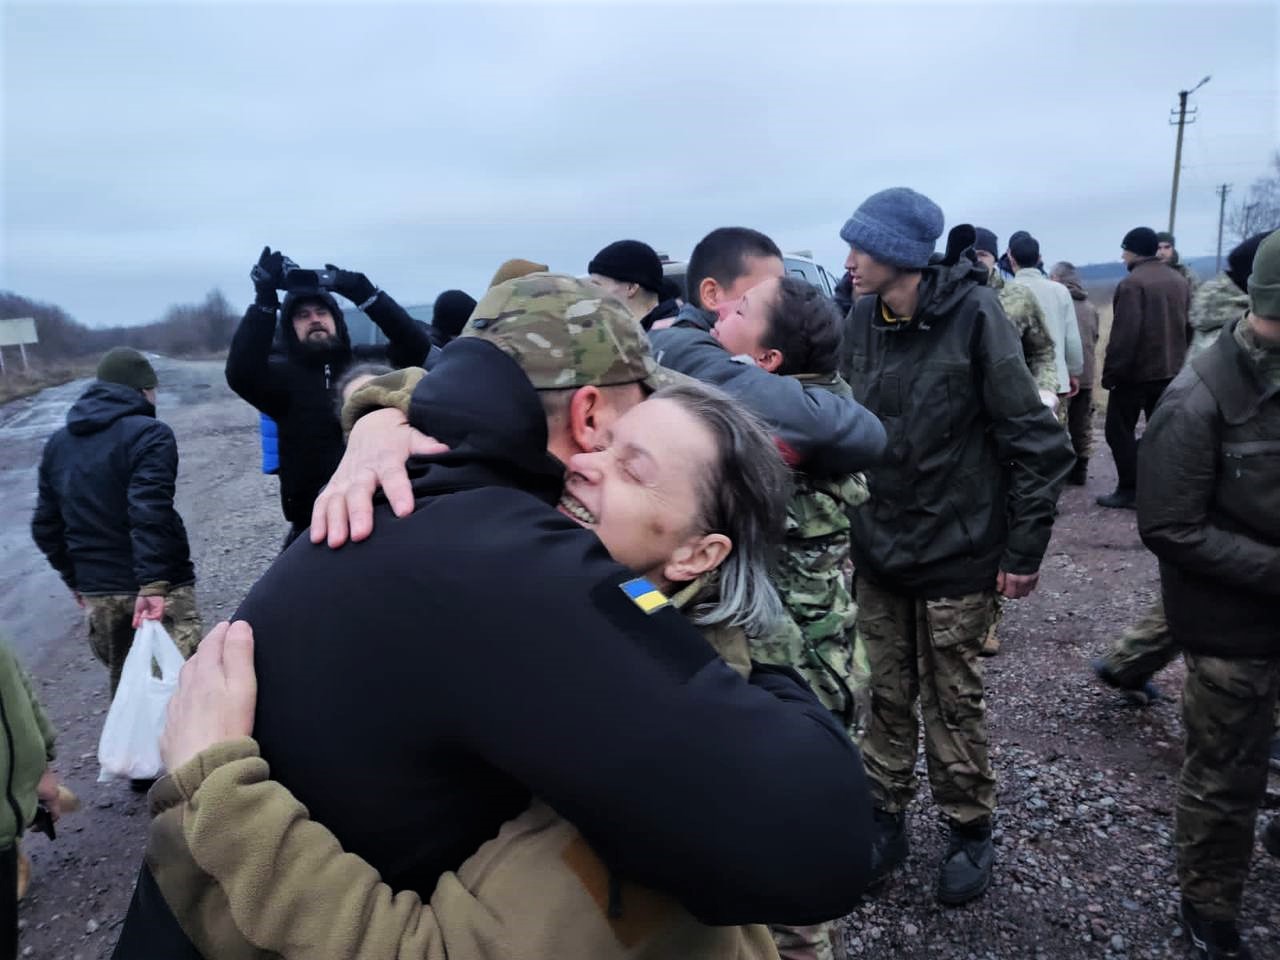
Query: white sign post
0,318,39,373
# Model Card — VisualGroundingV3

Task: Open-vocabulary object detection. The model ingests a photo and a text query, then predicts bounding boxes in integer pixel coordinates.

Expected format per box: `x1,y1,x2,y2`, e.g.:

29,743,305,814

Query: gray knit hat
839,187,944,269
96,347,157,390
1248,228,1280,318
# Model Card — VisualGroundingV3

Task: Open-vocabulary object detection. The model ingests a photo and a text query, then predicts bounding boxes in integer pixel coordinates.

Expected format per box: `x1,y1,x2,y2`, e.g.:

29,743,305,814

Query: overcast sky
2,0,1277,328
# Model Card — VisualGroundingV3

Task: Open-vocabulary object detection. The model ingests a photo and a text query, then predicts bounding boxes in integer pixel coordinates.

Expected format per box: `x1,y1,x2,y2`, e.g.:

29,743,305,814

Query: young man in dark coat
225,247,434,544
1137,229,1280,960
837,188,1075,905
32,348,201,694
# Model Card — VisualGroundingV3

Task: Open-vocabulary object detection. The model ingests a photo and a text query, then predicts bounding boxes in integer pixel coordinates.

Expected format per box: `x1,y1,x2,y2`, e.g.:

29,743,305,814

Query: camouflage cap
460,273,681,392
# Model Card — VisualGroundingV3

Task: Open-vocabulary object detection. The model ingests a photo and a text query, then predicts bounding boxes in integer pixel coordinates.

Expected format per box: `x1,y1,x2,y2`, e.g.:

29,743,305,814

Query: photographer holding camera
226,247,435,546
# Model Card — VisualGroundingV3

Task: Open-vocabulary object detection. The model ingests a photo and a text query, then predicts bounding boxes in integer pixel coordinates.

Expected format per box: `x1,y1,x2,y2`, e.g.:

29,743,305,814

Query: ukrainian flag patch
620,577,669,614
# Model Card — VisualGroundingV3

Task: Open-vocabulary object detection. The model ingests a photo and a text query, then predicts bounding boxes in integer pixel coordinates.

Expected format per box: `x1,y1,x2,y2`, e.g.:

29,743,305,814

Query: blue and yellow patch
620,577,669,615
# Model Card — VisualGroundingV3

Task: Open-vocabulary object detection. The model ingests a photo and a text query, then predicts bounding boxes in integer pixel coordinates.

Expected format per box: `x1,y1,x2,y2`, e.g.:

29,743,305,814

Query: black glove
250,246,285,310
325,263,377,306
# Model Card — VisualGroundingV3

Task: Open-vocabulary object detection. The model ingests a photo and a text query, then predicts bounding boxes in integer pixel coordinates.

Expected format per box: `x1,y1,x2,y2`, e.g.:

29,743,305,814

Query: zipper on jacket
324,363,332,390
0,693,27,835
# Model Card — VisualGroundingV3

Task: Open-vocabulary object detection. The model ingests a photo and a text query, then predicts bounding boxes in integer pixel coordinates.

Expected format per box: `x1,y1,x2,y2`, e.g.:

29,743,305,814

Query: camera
280,256,336,294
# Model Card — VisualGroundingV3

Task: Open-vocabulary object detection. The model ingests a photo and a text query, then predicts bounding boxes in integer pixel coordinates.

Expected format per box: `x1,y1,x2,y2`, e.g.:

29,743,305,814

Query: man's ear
664,533,732,585
757,349,784,374
566,385,604,454
698,276,722,311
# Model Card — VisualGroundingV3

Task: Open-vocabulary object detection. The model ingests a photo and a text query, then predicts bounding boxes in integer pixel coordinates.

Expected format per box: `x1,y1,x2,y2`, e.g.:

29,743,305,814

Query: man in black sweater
225,247,433,544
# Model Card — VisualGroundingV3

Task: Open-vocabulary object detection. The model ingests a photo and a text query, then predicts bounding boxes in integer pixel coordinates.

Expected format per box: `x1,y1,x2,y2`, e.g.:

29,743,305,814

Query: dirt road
0,361,1275,959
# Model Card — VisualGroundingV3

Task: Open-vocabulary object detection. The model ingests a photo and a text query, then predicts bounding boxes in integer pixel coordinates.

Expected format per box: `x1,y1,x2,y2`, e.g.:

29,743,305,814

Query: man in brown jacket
1050,262,1101,485
1098,226,1192,509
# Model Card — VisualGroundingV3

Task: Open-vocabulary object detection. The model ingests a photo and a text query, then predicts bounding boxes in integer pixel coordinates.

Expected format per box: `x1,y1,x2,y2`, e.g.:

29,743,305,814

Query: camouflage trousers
1099,598,1178,686
856,579,997,824
84,584,202,696
1178,653,1280,922
770,921,841,960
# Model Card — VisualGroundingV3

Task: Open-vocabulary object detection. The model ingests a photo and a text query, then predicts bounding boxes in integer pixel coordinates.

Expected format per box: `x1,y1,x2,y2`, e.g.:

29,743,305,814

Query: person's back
1188,273,1250,361
1106,249,1192,388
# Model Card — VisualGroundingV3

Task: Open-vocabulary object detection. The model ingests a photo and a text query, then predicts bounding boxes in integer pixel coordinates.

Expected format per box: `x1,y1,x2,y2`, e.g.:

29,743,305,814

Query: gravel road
0,361,1275,959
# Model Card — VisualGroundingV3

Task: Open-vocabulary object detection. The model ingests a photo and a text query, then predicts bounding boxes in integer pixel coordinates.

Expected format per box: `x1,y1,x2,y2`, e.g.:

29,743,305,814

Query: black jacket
224,290,433,527
114,338,873,957
839,260,1075,598
1138,318,1280,658
32,381,194,594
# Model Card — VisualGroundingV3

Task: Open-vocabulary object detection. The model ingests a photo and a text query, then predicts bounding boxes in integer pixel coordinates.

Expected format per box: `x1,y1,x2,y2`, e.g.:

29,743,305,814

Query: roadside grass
0,361,94,404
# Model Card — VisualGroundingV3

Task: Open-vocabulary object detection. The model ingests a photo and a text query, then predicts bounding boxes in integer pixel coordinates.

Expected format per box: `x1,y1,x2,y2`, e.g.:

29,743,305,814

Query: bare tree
1226,151,1280,242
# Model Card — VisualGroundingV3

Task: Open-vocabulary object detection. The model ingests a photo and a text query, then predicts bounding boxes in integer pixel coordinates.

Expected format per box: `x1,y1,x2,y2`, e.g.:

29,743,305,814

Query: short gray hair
651,382,791,638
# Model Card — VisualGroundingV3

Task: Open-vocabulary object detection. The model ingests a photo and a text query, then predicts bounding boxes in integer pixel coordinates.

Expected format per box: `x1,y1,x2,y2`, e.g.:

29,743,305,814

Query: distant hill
1076,255,1219,284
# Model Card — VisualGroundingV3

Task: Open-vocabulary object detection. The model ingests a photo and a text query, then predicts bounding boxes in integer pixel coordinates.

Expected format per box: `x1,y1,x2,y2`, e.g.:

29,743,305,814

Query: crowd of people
20,185,1280,960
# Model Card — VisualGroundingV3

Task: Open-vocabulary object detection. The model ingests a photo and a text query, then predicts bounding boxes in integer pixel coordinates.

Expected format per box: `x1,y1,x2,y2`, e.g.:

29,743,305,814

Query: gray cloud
2,1,1276,327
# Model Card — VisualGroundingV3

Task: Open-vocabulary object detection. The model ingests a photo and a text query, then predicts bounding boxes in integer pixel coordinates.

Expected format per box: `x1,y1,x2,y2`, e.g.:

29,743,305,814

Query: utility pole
1216,183,1232,273
1168,75,1211,236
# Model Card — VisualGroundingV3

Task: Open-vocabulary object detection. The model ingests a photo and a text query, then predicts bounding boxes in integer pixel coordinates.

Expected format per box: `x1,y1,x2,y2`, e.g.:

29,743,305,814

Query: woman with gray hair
142,381,814,960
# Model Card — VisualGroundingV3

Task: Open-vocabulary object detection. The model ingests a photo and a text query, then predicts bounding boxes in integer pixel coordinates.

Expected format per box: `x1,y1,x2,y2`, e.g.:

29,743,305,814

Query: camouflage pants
770,921,841,960
1177,654,1280,922
84,585,202,696
856,580,997,824
1099,598,1178,686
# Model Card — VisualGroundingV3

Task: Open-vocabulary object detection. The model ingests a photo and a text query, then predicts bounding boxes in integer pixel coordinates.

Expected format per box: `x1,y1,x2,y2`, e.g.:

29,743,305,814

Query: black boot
1067,457,1089,486
1090,658,1162,706
1095,488,1136,509
1181,900,1254,959
867,808,908,887
936,819,994,906
1264,817,1280,859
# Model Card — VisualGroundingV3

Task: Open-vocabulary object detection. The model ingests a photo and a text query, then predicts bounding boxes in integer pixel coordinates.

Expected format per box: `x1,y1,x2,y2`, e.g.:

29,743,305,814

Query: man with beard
225,247,434,545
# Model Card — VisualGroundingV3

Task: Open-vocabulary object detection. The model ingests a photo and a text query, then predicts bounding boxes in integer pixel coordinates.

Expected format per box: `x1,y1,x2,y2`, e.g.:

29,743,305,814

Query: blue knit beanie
839,187,945,269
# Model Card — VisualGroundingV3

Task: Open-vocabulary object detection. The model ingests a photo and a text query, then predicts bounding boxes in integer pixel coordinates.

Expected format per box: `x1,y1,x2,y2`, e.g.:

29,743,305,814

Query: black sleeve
126,423,186,589
225,305,290,418
364,292,435,368
437,511,873,925
32,450,75,588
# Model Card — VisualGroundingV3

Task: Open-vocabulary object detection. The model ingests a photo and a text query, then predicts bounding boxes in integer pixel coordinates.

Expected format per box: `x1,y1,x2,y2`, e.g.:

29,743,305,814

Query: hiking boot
129,778,156,794
1181,900,1253,959
1067,457,1089,486
1091,658,1162,706
936,819,994,906
1264,817,1280,859
1095,488,1136,510
867,808,908,887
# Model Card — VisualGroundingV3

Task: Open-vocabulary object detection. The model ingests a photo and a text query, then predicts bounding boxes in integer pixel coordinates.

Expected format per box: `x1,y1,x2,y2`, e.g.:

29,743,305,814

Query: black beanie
973,227,998,257
588,240,664,295
1009,233,1041,268
432,289,478,339
1225,230,1274,294
1122,227,1159,257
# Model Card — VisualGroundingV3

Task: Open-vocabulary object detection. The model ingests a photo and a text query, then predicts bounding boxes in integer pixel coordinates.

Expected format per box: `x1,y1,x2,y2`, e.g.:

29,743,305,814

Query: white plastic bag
97,619,186,782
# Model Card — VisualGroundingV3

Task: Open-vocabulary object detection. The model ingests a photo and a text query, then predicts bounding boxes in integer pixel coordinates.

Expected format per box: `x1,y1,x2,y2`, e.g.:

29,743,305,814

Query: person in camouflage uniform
1156,231,1200,293
838,189,1074,907
1136,229,1280,960
711,273,876,960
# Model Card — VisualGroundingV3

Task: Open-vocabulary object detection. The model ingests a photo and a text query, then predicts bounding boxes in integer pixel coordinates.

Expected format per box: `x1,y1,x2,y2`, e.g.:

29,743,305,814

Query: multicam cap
460,273,681,392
